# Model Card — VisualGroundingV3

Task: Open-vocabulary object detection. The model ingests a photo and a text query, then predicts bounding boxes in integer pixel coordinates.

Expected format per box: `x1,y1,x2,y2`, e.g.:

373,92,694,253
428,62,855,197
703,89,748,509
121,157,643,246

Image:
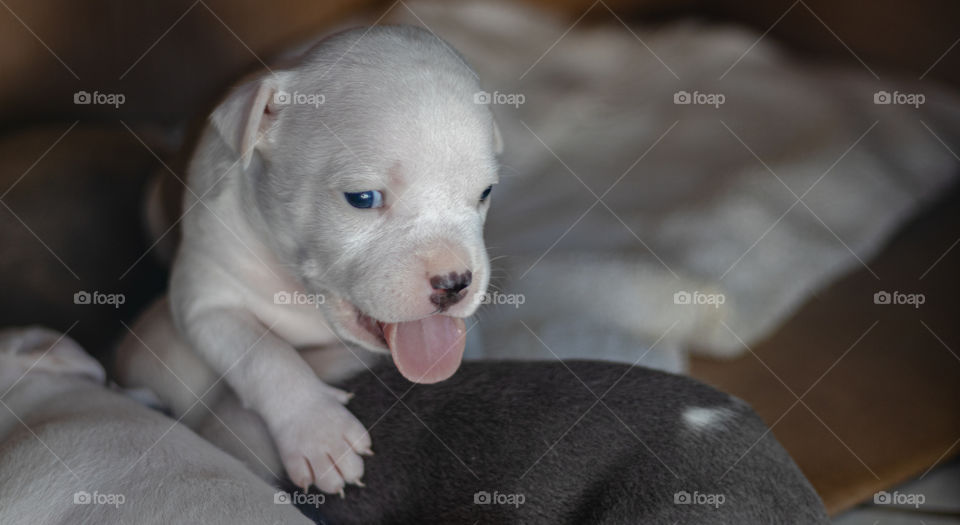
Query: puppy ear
492,118,504,155
0,327,105,383
210,73,286,170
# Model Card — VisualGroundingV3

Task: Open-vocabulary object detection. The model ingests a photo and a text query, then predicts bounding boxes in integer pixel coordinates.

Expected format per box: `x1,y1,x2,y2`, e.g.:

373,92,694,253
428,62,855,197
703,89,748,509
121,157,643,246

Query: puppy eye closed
344,190,384,209
479,185,493,203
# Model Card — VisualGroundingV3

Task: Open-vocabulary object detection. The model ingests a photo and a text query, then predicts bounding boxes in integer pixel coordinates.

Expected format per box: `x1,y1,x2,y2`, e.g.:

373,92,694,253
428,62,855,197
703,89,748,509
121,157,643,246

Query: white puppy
0,327,313,524
117,26,501,494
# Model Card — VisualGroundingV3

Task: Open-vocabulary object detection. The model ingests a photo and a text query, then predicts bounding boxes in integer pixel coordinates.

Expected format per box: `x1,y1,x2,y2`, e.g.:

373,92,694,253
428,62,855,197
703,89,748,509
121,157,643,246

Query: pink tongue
383,316,466,384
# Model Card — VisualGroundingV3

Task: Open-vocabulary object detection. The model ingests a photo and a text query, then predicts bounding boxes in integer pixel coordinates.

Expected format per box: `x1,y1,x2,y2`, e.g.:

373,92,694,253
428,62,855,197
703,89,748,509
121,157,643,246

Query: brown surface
538,0,960,90
0,125,165,353
703,0,960,87
3,0,959,127
691,182,960,514
0,0,383,126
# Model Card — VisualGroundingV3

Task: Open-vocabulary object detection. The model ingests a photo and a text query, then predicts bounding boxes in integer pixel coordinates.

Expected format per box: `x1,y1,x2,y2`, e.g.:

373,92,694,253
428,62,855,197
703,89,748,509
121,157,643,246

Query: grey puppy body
297,360,830,524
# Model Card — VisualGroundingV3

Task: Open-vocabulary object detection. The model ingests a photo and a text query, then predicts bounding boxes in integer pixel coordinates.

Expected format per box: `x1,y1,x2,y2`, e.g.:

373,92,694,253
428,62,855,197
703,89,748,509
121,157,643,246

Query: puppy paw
273,393,372,495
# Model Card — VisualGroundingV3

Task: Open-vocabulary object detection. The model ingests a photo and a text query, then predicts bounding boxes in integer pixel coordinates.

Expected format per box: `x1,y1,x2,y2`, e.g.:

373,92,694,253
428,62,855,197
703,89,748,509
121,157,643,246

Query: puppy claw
289,457,314,493
295,480,311,494
275,393,369,496
354,480,366,488
304,457,317,492
319,385,353,404
338,488,345,499
344,434,372,455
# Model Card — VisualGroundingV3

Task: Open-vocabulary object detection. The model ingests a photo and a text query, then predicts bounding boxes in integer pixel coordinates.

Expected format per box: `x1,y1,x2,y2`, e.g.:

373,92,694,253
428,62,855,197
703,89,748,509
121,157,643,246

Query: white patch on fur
682,406,733,431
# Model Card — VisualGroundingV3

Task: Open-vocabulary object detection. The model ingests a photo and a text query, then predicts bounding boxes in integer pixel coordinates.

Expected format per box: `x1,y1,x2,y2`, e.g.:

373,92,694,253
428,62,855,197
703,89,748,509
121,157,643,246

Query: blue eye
344,190,384,209
480,185,493,202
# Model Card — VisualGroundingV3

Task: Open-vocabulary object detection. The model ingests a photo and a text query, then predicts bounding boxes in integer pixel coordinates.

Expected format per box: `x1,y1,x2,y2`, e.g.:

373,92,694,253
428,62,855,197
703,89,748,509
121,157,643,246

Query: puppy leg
179,308,371,494
114,296,227,428
118,299,375,492
193,346,380,487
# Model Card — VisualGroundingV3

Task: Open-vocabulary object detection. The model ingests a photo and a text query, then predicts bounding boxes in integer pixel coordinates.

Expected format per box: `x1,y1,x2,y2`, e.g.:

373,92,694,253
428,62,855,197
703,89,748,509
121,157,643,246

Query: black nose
431,270,472,293
430,270,472,310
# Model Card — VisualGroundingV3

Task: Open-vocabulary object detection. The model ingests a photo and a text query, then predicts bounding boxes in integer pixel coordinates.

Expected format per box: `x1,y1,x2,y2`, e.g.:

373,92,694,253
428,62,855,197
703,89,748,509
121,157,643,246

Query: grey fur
298,360,829,524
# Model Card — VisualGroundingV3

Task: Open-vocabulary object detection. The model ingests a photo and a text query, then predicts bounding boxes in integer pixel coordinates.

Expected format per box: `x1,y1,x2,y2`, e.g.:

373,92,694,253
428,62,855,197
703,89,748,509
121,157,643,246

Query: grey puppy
296,360,830,524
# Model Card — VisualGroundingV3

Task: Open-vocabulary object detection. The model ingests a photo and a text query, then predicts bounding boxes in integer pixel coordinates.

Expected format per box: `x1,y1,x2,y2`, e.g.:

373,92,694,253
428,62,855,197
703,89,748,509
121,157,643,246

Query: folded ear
210,73,287,170
0,326,105,383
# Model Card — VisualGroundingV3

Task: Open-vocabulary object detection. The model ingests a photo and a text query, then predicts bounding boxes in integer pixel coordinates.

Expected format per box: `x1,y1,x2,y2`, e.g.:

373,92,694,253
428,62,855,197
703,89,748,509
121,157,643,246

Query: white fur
117,26,501,494
0,327,312,524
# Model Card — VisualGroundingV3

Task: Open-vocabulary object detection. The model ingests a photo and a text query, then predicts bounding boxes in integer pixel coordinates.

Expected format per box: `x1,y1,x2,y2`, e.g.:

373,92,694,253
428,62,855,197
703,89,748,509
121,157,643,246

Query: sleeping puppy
305,359,831,524
0,327,313,525
116,25,502,495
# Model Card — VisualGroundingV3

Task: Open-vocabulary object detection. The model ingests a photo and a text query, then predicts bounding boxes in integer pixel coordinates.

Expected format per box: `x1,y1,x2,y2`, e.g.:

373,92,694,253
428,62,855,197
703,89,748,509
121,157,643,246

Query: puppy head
211,26,501,383
0,327,105,392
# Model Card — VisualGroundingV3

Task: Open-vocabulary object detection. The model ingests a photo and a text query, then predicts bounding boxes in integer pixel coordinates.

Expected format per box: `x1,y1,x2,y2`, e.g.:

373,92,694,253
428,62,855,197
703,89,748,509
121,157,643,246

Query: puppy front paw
273,394,372,495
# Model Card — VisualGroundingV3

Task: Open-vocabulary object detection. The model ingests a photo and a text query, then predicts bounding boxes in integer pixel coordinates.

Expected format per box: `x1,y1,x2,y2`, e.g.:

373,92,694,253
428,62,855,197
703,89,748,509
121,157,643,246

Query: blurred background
1,0,958,522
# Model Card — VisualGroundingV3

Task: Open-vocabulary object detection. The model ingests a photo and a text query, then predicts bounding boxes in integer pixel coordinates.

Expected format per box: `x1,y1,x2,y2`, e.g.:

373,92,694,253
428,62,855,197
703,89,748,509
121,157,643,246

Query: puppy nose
430,270,472,310
431,270,472,293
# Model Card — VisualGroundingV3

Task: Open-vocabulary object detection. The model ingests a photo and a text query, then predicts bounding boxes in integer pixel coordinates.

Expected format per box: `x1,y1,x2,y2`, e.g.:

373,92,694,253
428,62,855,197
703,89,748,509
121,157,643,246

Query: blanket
389,1,960,372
